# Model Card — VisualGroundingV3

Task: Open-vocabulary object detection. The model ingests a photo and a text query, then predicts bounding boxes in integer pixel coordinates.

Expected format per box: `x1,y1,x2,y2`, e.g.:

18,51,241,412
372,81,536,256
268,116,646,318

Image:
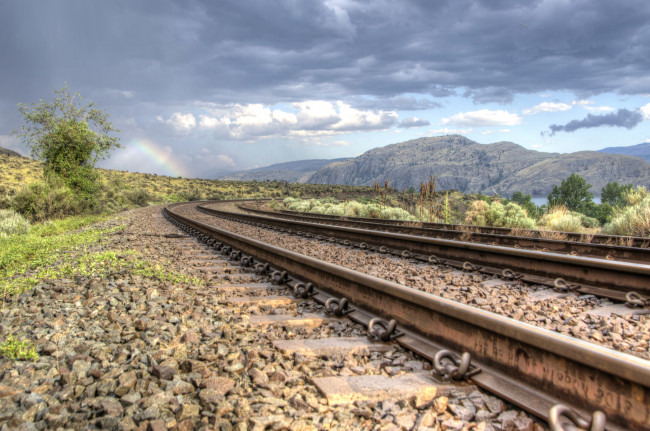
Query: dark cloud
547,109,644,136
1,0,649,107
347,96,442,112
398,117,430,128
1,1,650,173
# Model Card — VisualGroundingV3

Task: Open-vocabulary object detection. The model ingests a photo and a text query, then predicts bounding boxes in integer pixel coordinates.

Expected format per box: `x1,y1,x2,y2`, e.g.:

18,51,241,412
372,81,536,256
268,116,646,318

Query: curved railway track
239,203,650,263
198,202,650,304
165,200,650,431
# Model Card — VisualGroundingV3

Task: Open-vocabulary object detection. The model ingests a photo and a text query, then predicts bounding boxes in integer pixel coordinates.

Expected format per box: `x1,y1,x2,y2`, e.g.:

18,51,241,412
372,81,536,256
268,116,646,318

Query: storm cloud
1,1,650,174
547,109,644,136
1,0,650,108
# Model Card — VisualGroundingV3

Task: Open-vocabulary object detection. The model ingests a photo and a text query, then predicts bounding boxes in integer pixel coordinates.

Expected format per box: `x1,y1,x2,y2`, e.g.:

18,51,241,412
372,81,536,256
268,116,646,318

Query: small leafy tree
509,191,539,218
12,84,120,199
547,174,593,212
601,181,633,207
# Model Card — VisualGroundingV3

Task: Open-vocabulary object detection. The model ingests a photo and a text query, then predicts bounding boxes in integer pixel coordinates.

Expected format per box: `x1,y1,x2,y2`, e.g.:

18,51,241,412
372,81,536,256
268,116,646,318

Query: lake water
530,196,601,206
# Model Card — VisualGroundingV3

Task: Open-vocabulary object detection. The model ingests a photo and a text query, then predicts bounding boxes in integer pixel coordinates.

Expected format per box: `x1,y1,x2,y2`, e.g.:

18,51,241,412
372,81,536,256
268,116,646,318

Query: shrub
379,207,416,221
343,201,364,217
539,206,584,233
576,212,600,229
11,180,81,222
0,209,31,238
464,200,536,229
604,196,650,237
464,200,489,226
124,188,154,207
622,186,649,207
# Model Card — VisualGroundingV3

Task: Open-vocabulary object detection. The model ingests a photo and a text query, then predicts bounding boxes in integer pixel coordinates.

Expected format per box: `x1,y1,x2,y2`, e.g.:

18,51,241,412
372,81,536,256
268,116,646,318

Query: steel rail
238,204,650,263
262,204,650,249
197,204,650,298
165,202,650,431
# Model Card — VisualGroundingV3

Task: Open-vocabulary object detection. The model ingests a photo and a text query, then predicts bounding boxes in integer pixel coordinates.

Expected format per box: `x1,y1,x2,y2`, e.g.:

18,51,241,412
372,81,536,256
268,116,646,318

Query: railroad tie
187,259,229,266
272,337,393,356
584,303,650,318
227,295,300,307
215,282,278,292
312,373,474,406
249,313,330,328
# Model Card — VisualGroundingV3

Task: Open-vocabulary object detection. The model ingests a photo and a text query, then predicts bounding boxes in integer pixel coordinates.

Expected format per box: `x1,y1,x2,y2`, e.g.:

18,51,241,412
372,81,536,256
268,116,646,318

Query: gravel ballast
0,205,545,430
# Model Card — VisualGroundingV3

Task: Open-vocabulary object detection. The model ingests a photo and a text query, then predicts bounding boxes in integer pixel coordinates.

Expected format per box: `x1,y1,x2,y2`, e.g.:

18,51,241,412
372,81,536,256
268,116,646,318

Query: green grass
0,335,38,361
0,213,204,298
56,250,203,286
0,214,117,296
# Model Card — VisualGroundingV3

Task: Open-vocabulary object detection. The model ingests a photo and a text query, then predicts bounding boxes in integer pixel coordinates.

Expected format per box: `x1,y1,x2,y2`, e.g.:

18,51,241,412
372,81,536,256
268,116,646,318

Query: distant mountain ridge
0,146,23,157
598,142,650,163
307,135,650,196
218,158,350,183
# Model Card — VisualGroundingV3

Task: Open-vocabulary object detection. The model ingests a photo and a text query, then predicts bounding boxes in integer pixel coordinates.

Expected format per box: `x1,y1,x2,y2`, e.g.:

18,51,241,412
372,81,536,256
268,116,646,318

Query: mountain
0,147,23,157
598,142,650,163
307,135,650,196
218,158,350,183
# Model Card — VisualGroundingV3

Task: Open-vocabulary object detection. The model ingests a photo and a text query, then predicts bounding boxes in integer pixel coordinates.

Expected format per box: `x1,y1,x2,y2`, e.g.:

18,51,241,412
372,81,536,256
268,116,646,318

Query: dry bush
539,205,584,233
510,227,537,238
538,230,569,241
604,195,650,237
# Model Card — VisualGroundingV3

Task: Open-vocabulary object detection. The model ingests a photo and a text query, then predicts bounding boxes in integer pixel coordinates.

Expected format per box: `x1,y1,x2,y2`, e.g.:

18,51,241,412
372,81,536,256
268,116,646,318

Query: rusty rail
265,205,650,248
239,203,650,262
165,202,649,431
197,204,650,300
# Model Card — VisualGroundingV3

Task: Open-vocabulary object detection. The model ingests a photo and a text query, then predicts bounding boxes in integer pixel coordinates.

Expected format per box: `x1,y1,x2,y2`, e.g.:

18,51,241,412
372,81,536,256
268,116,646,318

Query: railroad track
197,202,650,305
239,203,650,263
257,203,650,249
165,201,650,431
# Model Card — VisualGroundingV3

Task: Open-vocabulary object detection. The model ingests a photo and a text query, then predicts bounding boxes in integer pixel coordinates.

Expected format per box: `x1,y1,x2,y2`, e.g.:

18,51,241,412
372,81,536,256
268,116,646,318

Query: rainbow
129,139,189,178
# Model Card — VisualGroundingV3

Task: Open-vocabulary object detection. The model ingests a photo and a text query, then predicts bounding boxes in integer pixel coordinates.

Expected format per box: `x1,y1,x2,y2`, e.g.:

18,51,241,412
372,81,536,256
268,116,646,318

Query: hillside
0,146,23,157
307,135,650,196
218,158,350,182
598,142,650,163
0,152,371,207
493,151,650,196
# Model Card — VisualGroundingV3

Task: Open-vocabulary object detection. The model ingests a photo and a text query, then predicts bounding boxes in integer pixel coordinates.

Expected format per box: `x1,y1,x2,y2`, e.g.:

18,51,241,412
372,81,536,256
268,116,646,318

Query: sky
1,0,650,178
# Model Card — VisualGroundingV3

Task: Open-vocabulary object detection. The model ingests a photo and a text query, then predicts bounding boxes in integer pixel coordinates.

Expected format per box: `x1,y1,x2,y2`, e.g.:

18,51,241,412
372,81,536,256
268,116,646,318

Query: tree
547,173,593,212
12,84,120,196
509,191,539,218
601,181,633,207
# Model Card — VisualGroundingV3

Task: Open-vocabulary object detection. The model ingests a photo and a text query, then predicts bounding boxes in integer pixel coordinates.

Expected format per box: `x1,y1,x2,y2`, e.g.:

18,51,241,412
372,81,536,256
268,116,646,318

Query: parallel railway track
239,203,650,263
198,203,650,303
165,201,650,431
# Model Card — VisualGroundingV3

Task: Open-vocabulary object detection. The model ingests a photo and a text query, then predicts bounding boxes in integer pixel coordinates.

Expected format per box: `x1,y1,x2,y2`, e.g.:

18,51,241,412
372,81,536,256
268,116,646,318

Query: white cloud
158,112,196,133
441,109,522,127
481,130,495,135
428,127,473,135
572,99,594,106
194,100,397,139
645,138,650,143
499,129,511,133
641,103,650,120
523,102,572,115
216,154,235,166
198,114,221,129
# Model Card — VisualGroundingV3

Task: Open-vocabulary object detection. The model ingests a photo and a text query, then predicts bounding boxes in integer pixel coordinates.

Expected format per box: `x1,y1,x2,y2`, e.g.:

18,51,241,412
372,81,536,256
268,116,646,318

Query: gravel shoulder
0,205,544,431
